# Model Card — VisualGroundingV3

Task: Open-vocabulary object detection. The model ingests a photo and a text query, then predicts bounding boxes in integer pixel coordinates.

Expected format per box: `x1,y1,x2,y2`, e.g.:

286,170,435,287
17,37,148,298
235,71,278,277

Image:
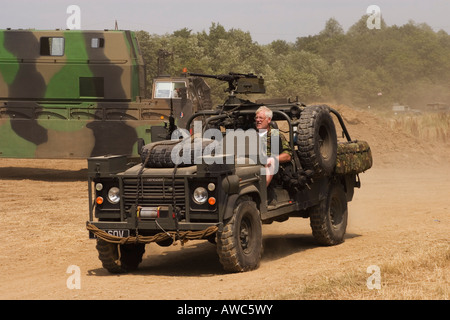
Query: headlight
207,183,216,191
107,187,120,204
193,187,208,205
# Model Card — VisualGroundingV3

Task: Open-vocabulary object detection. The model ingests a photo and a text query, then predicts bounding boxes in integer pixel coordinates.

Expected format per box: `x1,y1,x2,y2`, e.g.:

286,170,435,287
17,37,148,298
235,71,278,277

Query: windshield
154,81,187,99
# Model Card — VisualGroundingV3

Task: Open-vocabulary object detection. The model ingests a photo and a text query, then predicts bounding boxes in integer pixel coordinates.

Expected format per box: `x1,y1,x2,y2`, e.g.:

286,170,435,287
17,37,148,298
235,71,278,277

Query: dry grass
388,112,450,144
276,241,449,300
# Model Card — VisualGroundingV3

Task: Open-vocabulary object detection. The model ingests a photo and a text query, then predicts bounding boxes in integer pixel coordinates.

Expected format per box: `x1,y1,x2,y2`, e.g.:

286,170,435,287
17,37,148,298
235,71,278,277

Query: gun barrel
189,72,256,80
188,73,220,79
188,72,265,94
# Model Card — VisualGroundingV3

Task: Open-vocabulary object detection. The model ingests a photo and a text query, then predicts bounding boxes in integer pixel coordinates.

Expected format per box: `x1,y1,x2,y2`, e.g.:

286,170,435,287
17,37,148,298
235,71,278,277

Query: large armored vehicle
0,29,211,158
86,73,372,273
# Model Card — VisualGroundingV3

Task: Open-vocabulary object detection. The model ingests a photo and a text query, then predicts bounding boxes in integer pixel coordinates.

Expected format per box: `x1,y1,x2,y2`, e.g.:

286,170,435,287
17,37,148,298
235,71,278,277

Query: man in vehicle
254,106,293,186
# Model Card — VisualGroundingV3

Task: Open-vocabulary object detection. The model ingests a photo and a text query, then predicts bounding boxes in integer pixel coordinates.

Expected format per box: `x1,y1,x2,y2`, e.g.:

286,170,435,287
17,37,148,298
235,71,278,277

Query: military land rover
86,73,372,273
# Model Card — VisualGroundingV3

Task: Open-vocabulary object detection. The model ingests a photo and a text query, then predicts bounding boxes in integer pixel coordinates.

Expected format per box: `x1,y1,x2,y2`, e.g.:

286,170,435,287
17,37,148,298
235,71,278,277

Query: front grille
123,177,186,213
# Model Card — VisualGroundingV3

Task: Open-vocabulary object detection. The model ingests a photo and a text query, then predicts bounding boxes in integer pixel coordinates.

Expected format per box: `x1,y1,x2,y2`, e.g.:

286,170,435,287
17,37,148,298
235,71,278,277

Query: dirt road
0,107,448,300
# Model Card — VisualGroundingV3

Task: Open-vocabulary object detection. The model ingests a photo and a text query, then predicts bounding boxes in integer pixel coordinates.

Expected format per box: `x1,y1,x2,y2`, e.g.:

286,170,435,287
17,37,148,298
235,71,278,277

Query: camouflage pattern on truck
0,29,211,158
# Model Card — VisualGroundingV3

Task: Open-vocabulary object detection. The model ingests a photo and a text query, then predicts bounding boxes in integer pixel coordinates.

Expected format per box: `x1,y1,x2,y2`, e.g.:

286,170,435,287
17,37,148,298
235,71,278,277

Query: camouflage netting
335,140,373,175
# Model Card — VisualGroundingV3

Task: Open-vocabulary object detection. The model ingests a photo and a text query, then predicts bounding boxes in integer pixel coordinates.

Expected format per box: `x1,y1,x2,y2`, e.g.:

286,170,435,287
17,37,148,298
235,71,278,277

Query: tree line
135,15,450,110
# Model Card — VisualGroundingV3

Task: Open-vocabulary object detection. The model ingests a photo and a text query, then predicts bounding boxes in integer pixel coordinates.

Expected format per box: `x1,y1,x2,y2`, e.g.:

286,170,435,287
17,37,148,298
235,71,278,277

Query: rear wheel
96,239,145,273
309,183,348,245
216,197,262,272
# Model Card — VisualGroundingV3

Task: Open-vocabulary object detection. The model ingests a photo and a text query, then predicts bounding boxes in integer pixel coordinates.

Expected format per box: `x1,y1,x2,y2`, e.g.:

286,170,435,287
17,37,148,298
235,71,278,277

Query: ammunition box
88,155,128,177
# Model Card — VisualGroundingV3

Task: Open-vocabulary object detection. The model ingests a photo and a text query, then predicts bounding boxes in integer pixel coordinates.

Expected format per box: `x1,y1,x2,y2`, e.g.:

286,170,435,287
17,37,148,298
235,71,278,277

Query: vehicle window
91,38,105,48
40,37,65,56
154,81,186,99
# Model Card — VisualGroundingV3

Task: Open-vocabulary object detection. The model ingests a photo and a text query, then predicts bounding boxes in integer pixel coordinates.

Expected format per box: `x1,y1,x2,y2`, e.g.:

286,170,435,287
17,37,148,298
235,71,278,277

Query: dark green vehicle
87,73,373,273
0,29,211,158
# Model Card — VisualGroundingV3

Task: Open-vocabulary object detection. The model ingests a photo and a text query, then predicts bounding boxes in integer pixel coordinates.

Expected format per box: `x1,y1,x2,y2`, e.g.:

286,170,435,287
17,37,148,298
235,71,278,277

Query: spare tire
141,139,181,168
141,138,214,168
297,105,337,176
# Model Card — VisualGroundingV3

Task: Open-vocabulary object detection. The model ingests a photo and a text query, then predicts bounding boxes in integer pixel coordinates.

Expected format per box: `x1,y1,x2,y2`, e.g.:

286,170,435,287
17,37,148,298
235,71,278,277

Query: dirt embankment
0,105,448,300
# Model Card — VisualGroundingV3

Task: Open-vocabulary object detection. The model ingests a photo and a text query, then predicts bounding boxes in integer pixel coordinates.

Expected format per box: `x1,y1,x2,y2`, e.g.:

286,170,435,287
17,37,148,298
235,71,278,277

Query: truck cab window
40,37,65,56
91,38,105,48
154,81,186,99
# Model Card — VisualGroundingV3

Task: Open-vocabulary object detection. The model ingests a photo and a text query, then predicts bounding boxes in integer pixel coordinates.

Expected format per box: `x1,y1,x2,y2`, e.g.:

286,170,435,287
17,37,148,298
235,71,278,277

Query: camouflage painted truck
86,73,373,273
0,29,211,158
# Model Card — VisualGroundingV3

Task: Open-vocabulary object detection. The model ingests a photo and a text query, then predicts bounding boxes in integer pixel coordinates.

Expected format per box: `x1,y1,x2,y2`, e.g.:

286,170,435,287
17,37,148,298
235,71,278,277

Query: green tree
135,15,450,110
320,18,344,38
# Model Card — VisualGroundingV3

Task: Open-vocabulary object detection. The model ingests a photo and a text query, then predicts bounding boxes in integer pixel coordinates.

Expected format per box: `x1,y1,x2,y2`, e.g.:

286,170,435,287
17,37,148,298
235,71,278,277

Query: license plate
90,229,130,239
105,229,130,238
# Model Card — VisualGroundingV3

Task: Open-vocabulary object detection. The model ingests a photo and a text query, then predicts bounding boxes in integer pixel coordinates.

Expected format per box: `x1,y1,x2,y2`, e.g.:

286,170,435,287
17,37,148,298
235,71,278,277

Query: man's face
255,112,270,130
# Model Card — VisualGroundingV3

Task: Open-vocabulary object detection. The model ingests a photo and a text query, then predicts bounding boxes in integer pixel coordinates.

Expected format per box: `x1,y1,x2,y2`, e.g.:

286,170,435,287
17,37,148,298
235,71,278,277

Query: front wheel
216,198,262,272
309,183,348,245
96,239,145,274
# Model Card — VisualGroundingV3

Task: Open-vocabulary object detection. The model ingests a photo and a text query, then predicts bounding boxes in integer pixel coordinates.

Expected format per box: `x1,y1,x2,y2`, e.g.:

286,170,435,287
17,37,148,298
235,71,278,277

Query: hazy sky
1,0,449,44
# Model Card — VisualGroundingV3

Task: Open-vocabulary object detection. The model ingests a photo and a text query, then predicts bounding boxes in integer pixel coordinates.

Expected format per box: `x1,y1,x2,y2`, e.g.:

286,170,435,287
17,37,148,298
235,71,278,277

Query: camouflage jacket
264,125,293,158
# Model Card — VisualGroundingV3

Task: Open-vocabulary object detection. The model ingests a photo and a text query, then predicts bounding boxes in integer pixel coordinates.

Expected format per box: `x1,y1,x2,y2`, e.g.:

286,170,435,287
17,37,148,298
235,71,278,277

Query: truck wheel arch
223,188,261,221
